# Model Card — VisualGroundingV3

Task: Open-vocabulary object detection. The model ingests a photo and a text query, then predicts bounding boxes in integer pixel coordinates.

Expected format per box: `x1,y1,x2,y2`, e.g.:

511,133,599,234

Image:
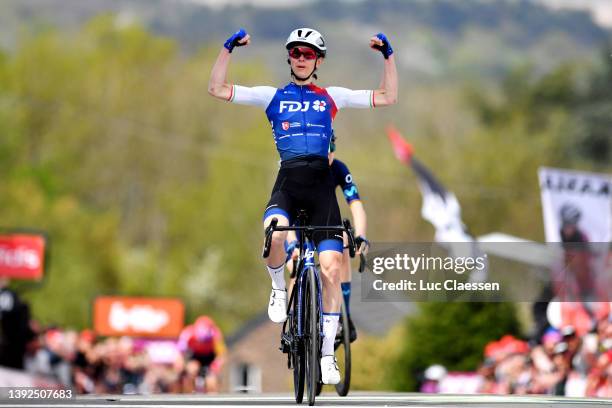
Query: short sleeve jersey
331,159,361,204
229,82,375,161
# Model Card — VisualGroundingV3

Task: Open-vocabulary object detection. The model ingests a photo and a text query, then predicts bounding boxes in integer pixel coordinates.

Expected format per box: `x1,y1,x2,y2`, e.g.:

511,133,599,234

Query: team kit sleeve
335,160,361,204
229,85,277,108
326,86,375,109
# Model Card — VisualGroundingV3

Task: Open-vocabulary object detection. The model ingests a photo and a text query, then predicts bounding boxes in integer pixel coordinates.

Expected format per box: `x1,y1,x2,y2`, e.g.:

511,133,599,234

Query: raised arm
369,33,398,106
208,29,250,101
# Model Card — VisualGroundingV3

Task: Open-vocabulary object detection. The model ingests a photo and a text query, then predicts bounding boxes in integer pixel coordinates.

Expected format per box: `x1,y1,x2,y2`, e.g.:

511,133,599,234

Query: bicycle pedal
280,334,292,353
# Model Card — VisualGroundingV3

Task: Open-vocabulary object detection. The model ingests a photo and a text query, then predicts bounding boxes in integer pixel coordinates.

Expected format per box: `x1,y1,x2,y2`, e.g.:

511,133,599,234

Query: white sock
321,313,340,357
267,264,286,290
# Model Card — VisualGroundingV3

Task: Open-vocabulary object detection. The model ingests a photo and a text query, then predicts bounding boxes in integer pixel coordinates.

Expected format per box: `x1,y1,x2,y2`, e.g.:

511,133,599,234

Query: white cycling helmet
424,365,447,381
560,203,581,225
285,28,326,57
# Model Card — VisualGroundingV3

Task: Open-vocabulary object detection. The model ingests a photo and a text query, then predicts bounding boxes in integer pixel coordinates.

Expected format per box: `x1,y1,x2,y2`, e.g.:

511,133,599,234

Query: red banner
386,125,414,165
0,234,46,281
94,296,184,338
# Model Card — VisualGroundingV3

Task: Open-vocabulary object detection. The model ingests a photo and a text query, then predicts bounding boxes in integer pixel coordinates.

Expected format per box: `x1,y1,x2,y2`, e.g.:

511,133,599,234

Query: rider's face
288,47,322,79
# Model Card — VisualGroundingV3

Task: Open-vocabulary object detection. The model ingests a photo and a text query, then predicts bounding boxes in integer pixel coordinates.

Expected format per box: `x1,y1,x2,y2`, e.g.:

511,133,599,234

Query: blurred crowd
422,310,612,397
0,277,226,394
477,319,612,397
20,326,222,394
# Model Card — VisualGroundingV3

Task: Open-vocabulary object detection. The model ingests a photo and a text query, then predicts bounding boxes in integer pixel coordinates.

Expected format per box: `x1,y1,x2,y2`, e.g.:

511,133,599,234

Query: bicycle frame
263,214,357,346
263,214,357,405
294,236,323,339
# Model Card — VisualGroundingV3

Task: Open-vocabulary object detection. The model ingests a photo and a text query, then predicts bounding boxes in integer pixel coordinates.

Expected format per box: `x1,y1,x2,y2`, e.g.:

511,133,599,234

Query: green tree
389,302,520,391
0,16,276,331
573,45,612,166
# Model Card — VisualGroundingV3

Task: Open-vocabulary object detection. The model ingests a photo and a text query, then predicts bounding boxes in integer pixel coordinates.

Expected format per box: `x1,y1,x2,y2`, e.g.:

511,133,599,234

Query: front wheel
292,317,305,403
305,266,320,406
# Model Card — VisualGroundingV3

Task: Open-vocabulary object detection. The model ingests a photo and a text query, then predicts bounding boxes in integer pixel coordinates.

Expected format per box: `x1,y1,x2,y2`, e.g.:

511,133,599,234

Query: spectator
420,365,446,393
476,310,612,397
0,278,33,370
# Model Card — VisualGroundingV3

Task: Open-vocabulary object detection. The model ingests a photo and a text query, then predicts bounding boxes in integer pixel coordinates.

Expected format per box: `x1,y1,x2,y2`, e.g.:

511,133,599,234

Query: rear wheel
305,266,320,406
335,299,351,396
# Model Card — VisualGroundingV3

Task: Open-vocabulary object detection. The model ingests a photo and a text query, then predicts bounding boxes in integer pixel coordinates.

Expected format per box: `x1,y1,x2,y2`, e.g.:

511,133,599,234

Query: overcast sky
178,0,612,27
541,0,612,27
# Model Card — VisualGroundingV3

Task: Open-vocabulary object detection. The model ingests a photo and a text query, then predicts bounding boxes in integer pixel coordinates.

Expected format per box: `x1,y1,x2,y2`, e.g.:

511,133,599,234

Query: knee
320,252,342,284
270,231,288,248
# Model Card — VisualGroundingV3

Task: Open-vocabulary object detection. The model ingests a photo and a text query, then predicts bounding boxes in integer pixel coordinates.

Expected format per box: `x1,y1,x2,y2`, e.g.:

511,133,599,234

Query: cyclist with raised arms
208,27,397,384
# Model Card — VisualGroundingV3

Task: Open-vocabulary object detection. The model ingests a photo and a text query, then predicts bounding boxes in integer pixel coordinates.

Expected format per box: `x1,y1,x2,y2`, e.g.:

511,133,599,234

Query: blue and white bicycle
263,210,356,406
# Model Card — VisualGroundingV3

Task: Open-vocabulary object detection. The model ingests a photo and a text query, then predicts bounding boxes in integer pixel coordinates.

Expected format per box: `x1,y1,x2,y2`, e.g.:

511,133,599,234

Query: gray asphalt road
1,393,611,407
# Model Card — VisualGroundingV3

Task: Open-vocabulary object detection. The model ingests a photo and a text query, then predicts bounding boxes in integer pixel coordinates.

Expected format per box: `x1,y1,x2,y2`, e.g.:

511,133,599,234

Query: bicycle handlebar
343,219,356,258
359,252,367,273
262,218,279,258
262,218,358,259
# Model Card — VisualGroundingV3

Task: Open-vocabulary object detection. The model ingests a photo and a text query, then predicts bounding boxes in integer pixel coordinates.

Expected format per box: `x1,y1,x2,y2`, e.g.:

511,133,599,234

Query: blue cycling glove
355,235,370,252
285,240,298,255
224,28,247,53
372,33,393,59
284,239,299,262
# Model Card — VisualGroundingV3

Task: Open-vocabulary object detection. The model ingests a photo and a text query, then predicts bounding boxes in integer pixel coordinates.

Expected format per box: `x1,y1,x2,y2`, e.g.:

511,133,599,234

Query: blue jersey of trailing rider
265,83,337,162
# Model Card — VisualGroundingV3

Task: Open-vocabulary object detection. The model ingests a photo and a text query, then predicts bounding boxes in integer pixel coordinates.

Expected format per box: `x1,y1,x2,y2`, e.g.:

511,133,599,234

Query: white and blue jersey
230,81,375,253
228,82,374,161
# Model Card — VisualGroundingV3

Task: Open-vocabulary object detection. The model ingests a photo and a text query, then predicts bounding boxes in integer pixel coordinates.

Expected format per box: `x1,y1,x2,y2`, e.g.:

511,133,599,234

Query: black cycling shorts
263,156,343,253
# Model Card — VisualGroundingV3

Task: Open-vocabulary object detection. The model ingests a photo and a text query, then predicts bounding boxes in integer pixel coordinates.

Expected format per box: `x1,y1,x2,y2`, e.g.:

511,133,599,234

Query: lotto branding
313,100,326,112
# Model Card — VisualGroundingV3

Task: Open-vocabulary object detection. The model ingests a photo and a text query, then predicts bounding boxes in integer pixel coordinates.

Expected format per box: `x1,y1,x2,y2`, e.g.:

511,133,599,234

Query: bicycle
263,210,356,406
289,225,367,399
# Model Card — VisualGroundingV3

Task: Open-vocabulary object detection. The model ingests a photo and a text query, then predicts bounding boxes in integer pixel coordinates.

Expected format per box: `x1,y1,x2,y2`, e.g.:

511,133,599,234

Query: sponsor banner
0,233,46,281
538,167,611,243
439,372,482,394
94,296,184,338
361,242,610,302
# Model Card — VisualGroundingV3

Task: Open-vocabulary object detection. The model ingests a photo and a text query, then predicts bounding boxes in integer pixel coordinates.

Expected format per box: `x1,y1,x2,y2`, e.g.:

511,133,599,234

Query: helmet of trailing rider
560,203,581,226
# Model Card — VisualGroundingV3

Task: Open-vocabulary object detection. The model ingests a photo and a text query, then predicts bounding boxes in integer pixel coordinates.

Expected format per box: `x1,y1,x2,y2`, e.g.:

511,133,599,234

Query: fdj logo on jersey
279,100,326,113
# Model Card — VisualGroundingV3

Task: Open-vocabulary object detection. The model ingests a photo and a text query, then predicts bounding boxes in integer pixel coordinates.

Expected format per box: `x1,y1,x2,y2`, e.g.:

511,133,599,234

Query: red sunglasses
288,46,318,60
